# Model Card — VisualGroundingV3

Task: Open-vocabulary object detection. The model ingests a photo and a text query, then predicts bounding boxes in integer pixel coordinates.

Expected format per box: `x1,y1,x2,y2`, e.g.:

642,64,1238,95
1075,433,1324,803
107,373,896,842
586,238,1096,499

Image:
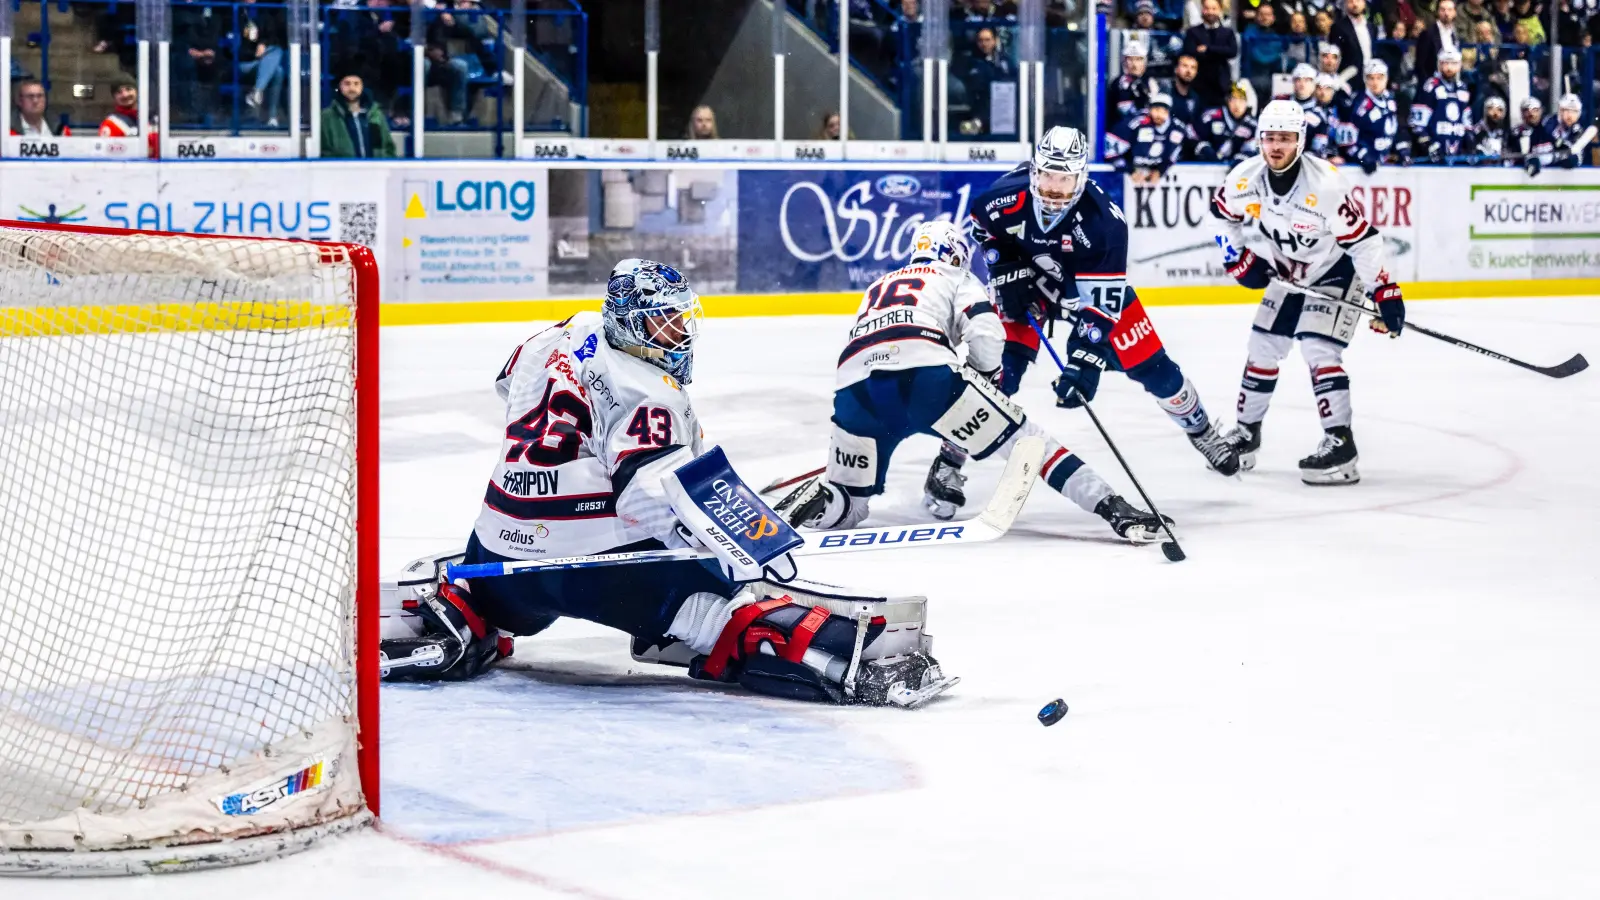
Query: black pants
462,532,738,642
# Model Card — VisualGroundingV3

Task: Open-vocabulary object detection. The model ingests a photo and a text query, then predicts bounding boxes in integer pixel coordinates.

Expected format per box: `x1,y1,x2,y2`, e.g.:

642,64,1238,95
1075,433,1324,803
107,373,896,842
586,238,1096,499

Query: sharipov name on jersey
474,310,705,559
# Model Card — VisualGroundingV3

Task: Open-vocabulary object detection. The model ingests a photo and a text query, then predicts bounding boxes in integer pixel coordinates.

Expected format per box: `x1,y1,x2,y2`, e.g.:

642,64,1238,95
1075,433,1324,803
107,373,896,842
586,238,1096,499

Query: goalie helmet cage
0,220,380,876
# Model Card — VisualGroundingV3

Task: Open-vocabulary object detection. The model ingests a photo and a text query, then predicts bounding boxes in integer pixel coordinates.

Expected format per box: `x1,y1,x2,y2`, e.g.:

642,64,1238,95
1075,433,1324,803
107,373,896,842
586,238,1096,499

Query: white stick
447,437,1045,580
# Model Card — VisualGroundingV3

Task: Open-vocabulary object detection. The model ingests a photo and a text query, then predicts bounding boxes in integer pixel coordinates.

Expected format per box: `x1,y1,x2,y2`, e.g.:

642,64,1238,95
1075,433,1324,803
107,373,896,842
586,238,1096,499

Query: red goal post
0,220,380,875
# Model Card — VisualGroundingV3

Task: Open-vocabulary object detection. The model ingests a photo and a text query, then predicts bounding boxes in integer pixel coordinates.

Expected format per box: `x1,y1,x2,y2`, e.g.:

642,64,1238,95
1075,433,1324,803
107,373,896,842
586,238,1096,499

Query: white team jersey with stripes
473,312,704,559
1212,154,1392,294
835,261,1006,389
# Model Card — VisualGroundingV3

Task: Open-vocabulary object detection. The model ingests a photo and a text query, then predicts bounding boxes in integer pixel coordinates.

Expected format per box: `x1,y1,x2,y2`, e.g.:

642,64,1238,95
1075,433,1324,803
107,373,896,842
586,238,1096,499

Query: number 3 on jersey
627,407,673,447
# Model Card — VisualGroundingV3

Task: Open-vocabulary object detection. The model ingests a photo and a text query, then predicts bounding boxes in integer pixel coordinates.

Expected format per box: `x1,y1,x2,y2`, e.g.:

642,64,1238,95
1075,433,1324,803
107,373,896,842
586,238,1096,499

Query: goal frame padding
0,218,382,820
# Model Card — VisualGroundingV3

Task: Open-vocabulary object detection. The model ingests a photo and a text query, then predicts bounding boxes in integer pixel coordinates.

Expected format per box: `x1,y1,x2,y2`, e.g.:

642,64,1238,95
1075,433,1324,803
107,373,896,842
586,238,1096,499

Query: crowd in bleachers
1104,0,1599,172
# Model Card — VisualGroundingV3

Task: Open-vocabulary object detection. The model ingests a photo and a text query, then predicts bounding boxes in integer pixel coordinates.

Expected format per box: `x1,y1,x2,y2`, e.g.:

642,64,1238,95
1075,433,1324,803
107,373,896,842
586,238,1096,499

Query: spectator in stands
1312,8,1336,37
687,105,719,140
1285,11,1314,66
1107,40,1158,132
1513,0,1547,41
958,26,1017,134
1331,0,1379,74
1458,0,1495,41
813,111,856,139
959,0,1019,21
1417,0,1462,79
321,73,398,158
1243,4,1287,98
99,75,157,157
1238,0,1272,26
1164,53,1206,124
425,5,493,126
10,78,69,136
1491,0,1517,39
1182,0,1239,107
171,0,221,125
328,0,412,125
1133,0,1159,30
90,3,138,73
236,0,288,128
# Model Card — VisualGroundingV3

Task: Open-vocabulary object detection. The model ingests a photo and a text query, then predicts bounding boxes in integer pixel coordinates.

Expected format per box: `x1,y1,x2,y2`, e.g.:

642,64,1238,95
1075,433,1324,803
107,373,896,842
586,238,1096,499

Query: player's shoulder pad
1304,155,1354,200
974,171,1033,225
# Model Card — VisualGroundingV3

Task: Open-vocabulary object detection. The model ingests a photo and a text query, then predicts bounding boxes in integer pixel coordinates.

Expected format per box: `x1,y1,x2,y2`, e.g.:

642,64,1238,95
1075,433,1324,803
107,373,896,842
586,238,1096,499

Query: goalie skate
852,652,960,709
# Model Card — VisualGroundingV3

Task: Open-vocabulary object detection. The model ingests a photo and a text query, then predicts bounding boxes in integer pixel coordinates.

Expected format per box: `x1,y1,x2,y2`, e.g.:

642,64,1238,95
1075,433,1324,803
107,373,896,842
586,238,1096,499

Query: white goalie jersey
836,260,1005,389
474,312,705,559
1211,154,1393,296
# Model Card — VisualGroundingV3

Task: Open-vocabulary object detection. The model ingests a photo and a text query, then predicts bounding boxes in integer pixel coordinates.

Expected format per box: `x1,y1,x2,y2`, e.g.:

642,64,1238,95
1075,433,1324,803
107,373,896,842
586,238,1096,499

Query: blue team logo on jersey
984,248,999,265
575,333,599,361
1078,319,1104,343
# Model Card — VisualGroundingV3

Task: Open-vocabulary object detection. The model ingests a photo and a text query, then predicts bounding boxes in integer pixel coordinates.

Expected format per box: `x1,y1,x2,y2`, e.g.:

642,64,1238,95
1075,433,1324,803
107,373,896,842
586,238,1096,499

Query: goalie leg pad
931,365,1027,460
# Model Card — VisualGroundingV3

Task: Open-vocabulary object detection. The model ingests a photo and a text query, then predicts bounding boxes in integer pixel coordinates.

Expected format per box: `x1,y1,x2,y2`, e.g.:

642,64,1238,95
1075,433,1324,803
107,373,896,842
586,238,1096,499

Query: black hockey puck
1162,541,1186,562
1037,698,1068,726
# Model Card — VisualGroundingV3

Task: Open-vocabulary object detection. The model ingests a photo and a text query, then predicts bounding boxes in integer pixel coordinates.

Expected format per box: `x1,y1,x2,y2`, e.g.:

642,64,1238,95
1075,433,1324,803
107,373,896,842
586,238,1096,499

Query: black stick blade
1162,541,1186,562
1544,354,1589,379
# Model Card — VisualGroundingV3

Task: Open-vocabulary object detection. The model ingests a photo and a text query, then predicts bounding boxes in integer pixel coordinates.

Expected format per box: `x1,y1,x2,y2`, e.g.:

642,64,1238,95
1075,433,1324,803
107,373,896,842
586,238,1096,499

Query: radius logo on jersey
737,169,1004,292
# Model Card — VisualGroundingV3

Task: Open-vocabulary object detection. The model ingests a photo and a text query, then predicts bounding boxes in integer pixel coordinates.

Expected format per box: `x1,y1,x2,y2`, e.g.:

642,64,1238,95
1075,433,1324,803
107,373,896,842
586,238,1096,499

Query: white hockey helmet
1438,47,1462,65
1124,40,1149,59
1149,92,1174,109
1484,96,1507,113
1315,73,1340,90
908,219,973,270
1256,99,1307,170
1030,126,1090,216
1292,63,1318,81
1560,92,1583,112
1363,58,1388,77
1522,96,1544,112
1318,41,1342,60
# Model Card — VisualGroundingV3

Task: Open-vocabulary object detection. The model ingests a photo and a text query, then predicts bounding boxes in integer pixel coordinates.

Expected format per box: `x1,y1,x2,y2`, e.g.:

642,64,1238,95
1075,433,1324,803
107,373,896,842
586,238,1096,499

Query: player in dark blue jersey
927,125,1239,505
1410,48,1474,163
1346,60,1405,174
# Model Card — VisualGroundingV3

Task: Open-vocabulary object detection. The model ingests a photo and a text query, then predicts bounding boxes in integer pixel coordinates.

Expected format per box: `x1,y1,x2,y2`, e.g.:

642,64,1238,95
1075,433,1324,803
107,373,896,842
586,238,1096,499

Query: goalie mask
908,219,972,270
603,258,704,384
1030,126,1090,218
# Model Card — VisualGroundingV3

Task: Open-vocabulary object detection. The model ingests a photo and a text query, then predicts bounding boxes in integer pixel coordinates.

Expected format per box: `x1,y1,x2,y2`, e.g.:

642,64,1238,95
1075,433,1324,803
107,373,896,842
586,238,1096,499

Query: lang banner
396,168,550,302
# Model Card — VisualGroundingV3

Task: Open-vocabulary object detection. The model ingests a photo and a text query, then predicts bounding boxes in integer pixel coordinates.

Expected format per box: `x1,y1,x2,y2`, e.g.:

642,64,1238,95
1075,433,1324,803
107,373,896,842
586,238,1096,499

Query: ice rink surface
17,297,1600,899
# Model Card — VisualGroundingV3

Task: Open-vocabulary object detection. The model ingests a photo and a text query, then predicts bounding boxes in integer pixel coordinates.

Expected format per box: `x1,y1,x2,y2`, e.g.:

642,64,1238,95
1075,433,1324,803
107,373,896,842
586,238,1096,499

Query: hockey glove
1525,155,1543,177
1226,248,1275,290
1053,344,1107,408
1427,141,1445,164
1370,282,1405,336
1360,154,1379,175
1554,146,1577,168
987,258,1040,322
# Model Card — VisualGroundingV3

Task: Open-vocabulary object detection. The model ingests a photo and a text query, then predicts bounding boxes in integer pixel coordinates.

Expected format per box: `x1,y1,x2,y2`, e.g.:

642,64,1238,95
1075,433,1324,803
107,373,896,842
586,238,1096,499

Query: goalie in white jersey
777,220,1171,543
1211,99,1407,484
380,259,957,708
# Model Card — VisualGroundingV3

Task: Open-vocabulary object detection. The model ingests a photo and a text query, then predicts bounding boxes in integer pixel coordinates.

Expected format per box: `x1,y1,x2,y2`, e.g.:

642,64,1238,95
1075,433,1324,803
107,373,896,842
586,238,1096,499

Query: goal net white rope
0,223,379,876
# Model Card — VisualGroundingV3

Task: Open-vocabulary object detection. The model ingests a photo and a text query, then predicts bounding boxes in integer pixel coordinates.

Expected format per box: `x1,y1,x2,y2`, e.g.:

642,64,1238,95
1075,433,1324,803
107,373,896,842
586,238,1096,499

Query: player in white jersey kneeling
776,221,1171,542
1210,99,1406,484
379,259,955,707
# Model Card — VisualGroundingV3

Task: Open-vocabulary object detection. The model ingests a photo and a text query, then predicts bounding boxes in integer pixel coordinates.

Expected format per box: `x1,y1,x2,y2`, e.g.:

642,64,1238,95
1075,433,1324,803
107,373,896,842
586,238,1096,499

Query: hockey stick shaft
760,466,824,494
1349,302,1588,378
446,437,1044,581
1026,313,1186,557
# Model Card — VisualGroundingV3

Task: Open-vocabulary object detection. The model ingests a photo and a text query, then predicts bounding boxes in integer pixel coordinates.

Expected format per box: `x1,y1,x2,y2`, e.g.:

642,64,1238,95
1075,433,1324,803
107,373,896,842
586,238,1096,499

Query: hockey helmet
1314,73,1340,90
1560,92,1583,112
1256,99,1307,169
1363,58,1388,77
1123,40,1149,59
602,258,703,384
1522,96,1544,112
1030,126,1090,216
1438,47,1462,65
1149,92,1174,109
1318,41,1342,60
909,219,973,270
1292,63,1318,81
1484,96,1507,113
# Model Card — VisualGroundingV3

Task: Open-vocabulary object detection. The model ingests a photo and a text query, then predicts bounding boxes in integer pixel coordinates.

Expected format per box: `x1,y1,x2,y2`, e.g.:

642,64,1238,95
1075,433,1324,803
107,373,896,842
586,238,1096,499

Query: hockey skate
774,476,833,527
922,450,968,521
1223,421,1263,472
1299,425,1359,485
1187,421,1242,476
1093,494,1174,543
852,651,959,709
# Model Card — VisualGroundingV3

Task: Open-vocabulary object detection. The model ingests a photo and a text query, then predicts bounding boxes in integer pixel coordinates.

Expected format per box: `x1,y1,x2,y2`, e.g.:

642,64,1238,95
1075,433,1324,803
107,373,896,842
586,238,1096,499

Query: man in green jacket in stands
321,73,397,158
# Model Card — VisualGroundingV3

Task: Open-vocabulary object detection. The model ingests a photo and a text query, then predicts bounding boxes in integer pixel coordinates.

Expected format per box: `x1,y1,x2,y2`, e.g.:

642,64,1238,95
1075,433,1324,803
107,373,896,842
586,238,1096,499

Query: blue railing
13,0,587,139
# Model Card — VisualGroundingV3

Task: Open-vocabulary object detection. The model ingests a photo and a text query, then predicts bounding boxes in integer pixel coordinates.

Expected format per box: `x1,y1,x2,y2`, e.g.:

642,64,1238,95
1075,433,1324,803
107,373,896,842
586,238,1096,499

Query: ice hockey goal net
0,222,379,875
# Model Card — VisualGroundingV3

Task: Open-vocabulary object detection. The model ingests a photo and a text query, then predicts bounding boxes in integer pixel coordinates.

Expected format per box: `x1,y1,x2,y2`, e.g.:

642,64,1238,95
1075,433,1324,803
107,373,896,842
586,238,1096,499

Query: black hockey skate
922,448,968,521
1094,494,1174,544
775,477,832,527
1223,421,1262,472
851,651,959,708
1299,425,1360,485
1187,421,1242,476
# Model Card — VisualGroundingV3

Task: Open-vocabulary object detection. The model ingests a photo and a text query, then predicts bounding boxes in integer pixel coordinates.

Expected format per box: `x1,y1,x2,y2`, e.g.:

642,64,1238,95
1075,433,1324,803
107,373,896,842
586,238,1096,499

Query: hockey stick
446,436,1044,581
1352,304,1589,379
760,466,824,495
1025,313,1186,563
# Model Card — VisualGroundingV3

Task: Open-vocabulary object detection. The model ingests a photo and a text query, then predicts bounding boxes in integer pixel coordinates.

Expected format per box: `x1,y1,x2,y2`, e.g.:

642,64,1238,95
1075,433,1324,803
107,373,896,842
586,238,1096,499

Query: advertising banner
395,168,550,302
1427,169,1600,281
736,167,1013,293
543,168,740,298
1123,164,1419,287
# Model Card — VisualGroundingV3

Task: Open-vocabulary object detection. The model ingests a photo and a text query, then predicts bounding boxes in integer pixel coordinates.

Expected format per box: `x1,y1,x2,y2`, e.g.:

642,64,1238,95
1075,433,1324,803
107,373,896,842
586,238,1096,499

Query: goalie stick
760,466,824,495
446,436,1044,581
1352,303,1589,379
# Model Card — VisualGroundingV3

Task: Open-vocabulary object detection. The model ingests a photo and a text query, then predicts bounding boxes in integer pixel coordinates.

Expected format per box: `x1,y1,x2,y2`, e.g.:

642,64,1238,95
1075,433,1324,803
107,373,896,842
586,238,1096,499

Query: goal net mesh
0,226,369,865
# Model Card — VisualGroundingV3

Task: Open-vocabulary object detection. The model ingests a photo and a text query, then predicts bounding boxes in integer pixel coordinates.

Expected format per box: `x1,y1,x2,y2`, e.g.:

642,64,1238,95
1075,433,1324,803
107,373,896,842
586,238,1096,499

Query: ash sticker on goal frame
213,755,340,816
